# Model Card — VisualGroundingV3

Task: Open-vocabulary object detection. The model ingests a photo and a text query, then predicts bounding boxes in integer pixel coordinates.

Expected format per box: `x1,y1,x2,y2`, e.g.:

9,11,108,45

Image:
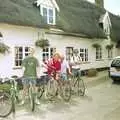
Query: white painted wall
0,23,117,77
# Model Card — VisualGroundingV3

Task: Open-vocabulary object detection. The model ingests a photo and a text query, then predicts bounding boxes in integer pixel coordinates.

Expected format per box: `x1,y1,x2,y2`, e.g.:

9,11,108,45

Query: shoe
35,98,40,105
18,100,25,106
57,95,62,100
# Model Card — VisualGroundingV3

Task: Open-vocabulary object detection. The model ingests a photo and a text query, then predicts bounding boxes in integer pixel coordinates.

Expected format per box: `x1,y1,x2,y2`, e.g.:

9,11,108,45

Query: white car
109,56,120,82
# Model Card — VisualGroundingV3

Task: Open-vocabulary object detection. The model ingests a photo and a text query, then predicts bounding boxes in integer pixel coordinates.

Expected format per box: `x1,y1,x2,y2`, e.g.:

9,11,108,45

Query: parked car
109,56,120,82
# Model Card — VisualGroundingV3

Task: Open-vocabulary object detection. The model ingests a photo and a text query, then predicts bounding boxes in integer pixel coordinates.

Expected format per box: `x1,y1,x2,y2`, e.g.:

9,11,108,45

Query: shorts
72,68,81,77
36,75,51,86
22,77,36,86
60,73,68,80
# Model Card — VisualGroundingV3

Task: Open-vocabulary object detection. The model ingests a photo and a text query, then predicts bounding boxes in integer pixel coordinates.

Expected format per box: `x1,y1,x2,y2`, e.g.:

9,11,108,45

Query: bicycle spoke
45,79,58,100
77,78,85,96
61,81,71,102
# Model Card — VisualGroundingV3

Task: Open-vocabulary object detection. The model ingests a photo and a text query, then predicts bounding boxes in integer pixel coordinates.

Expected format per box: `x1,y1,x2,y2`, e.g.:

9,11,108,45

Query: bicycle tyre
11,94,15,113
0,92,12,117
60,81,71,102
31,94,35,112
45,79,58,100
37,84,44,99
74,78,85,96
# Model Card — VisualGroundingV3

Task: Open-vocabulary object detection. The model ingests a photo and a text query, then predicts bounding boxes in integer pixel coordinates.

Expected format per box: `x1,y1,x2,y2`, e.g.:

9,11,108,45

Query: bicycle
0,76,21,117
36,75,49,100
70,69,86,96
45,72,71,102
22,77,38,112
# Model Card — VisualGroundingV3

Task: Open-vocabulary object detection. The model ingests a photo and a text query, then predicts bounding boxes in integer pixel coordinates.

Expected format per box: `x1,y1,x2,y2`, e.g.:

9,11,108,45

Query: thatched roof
109,14,120,42
0,0,46,27
0,0,120,40
0,32,3,37
56,0,106,38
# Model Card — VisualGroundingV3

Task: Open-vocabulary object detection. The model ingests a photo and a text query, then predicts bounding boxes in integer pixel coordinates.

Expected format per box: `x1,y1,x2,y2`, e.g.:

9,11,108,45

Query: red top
45,58,61,75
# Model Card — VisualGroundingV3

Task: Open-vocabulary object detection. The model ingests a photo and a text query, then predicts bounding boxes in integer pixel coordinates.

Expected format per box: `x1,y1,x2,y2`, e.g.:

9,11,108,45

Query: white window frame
79,48,88,62
108,49,113,59
66,47,74,61
40,5,56,25
14,46,31,67
42,47,56,61
96,47,102,60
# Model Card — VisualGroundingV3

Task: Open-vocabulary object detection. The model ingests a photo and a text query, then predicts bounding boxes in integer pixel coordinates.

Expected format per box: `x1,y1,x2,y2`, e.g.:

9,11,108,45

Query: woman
44,52,61,80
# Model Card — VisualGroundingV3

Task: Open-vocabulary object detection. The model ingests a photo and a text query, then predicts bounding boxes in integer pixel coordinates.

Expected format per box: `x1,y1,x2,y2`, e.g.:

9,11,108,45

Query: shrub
0,42,9,54
0,84,11,92
87,68,98,77
35,39,49,48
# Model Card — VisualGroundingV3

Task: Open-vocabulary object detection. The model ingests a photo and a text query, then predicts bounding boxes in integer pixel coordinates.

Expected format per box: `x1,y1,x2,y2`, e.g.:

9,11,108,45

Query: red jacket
45,58,61,75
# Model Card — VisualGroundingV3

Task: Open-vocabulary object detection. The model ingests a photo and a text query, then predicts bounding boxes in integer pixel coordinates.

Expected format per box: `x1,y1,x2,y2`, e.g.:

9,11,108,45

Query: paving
0,70,110,120
82,70,109,87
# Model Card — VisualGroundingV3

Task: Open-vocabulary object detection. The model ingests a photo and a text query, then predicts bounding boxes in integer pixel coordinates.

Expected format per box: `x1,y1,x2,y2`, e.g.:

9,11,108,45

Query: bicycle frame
10,78,19,113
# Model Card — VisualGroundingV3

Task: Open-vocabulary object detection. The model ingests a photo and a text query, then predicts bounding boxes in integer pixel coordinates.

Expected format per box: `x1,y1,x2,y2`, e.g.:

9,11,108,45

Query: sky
104,0,120,15
87,0,120,15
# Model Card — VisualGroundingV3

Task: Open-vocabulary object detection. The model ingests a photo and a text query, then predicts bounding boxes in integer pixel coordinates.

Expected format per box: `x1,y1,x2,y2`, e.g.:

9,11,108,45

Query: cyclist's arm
66,61,72,75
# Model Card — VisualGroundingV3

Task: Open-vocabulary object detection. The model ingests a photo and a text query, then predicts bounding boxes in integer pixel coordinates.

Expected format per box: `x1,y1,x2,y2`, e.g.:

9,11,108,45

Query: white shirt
39,62,48,76
61,59,70,74
70,55,82,69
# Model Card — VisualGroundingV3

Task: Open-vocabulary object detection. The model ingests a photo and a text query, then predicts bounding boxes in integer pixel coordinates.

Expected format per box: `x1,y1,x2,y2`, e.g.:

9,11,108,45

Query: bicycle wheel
60,81,71,102
45,79,58,100
0,92,12,117
37,84,44,99
74,77,85,96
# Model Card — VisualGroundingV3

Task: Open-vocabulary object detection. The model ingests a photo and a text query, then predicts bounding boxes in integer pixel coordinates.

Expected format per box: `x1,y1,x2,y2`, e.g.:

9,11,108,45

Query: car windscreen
111,58,120,67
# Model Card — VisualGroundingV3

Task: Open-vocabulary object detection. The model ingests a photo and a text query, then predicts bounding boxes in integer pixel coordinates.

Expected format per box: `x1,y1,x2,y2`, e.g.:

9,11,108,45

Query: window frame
96,47,102,60
14,46,31,67
108,48,113,59
41,5,56,25
42,47,56,62
79,48,88,62
66,47,74,61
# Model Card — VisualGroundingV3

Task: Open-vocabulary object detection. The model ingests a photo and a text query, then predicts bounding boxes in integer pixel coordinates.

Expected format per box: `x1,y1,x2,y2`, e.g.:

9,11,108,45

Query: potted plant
92,43,101,48
35,38,50,48
0,42,9,54
106,44,113,49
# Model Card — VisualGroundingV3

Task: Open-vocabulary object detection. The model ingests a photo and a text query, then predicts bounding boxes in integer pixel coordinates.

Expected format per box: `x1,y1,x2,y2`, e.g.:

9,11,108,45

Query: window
41,6,55,25
15,47,31,67
96,47,102,60
80,48,88,62
66,47,74,61
42,47,56,61
108,49,113,59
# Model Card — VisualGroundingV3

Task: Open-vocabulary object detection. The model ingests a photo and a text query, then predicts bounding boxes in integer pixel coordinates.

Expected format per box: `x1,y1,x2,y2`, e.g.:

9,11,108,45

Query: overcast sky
87,0,120,15
104,0,120,15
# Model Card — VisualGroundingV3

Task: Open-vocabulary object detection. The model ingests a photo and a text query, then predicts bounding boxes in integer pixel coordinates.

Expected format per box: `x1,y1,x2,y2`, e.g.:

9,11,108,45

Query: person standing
20,48,40,105
70,49,82,77
60,54,72,80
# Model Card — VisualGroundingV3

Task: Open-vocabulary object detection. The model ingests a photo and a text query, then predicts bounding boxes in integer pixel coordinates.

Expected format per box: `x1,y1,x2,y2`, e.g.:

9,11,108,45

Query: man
20,48,40,105
70,49,82,77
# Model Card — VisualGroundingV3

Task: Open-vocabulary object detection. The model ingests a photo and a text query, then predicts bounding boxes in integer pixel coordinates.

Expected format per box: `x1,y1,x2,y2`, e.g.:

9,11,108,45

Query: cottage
0,0,120,77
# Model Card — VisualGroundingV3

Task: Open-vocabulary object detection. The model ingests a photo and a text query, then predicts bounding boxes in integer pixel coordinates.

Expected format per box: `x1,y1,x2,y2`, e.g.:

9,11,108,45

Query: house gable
34,0,59,25
34,0,59,11
99,12,112,37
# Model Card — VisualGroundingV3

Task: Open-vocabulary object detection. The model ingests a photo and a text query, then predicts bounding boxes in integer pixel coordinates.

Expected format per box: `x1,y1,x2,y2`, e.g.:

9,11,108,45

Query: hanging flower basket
0,42,9,54
106,44,113,49
92,43,101,48
35,38,50,48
